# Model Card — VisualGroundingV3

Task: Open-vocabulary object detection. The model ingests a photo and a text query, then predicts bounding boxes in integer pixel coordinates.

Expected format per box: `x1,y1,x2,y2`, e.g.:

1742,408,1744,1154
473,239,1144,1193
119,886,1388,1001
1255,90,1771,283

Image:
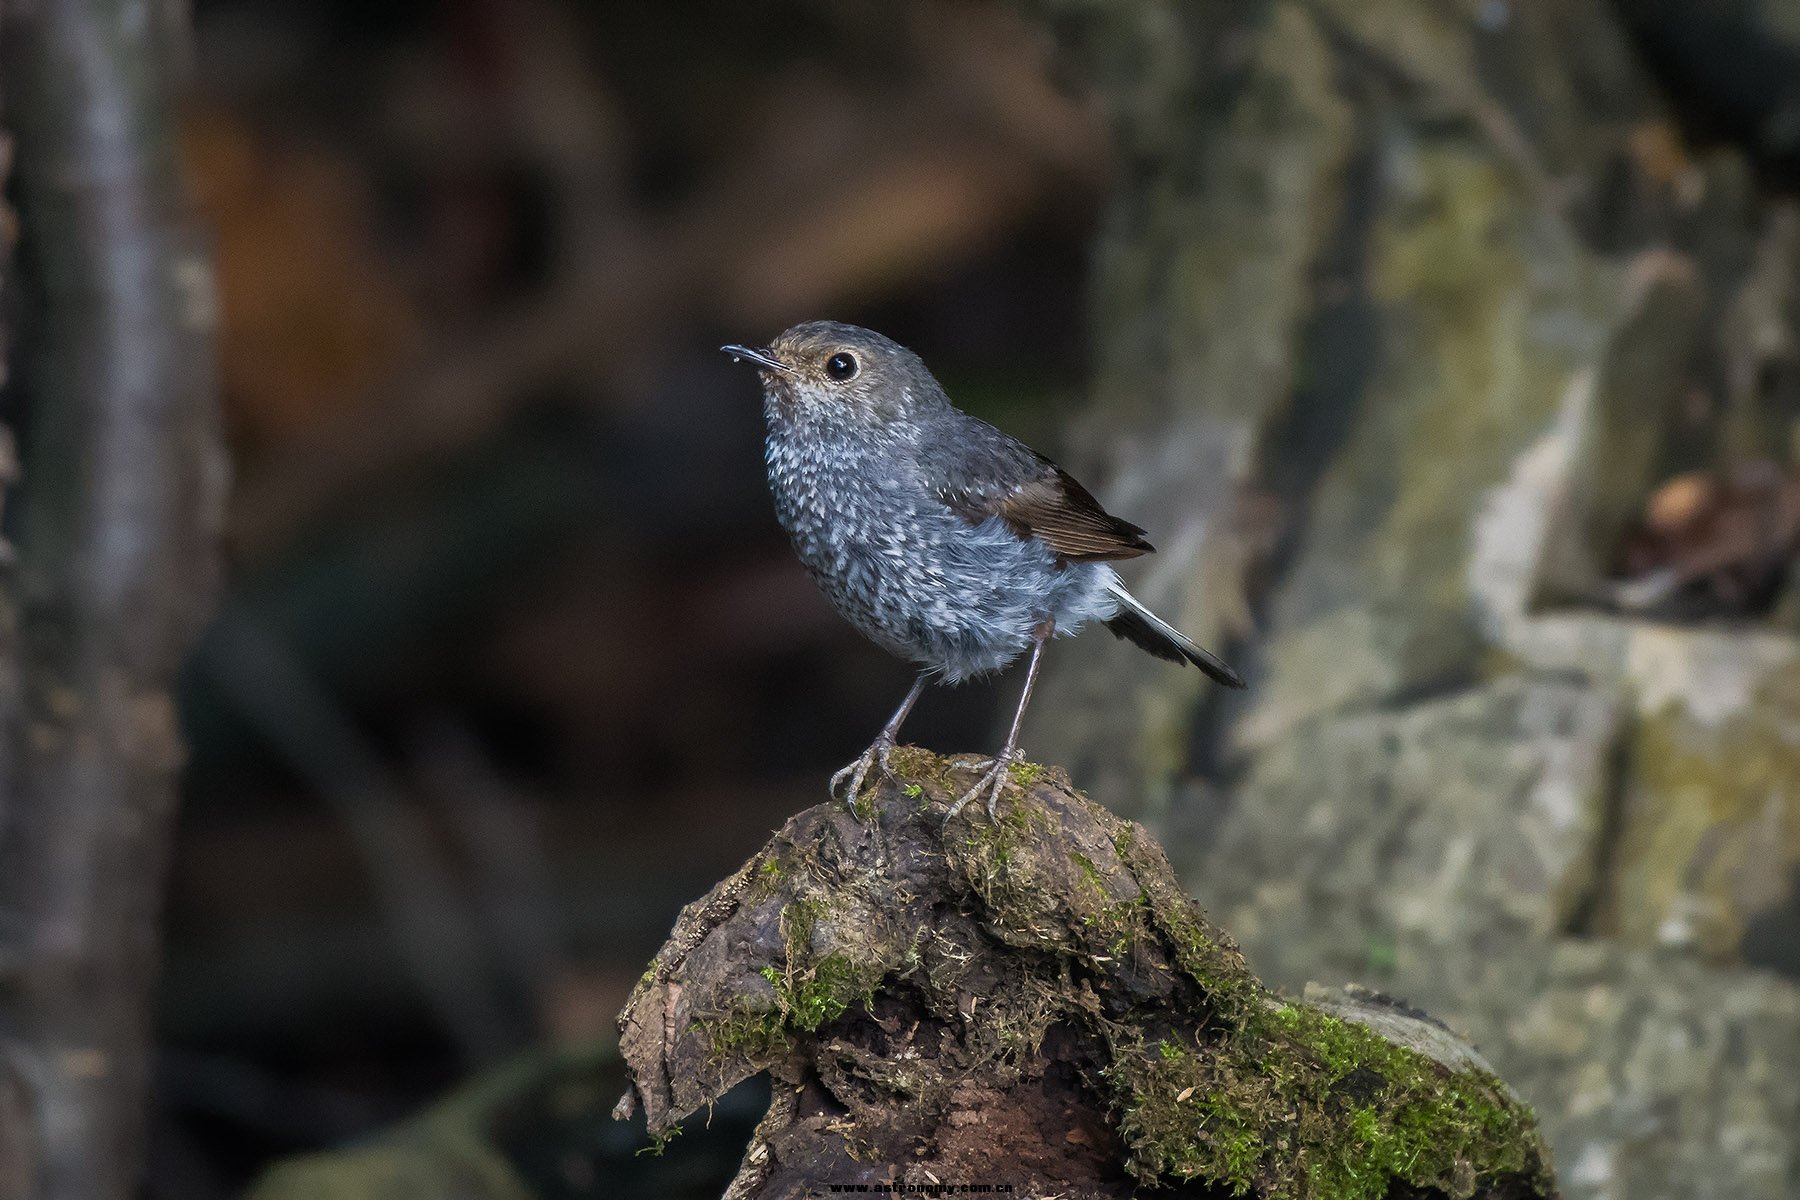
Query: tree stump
615,749,1554,1200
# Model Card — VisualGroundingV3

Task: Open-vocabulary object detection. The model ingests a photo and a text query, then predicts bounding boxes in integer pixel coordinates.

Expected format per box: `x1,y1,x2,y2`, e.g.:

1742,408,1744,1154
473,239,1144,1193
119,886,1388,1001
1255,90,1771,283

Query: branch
0,0,220,1194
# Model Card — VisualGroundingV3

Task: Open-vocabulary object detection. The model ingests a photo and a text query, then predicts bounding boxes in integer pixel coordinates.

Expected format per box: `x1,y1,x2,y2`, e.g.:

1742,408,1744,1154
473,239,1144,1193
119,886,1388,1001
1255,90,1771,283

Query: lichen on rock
615,748,1554,1200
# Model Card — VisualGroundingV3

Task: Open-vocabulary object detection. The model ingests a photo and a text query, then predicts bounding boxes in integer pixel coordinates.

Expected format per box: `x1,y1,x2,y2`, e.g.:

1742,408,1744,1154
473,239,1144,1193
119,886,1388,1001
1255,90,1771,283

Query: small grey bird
724,321,1244,822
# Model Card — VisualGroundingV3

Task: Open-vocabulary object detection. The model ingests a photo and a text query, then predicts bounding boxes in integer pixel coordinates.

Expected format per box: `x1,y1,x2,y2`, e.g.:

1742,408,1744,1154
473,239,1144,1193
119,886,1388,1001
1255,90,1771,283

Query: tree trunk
0,0,220,1195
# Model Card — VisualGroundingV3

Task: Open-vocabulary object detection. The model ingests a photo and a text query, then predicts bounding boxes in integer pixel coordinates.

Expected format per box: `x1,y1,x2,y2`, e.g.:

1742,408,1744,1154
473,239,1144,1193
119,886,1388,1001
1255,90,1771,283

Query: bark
0,0,221,1196
613,752,1550,1200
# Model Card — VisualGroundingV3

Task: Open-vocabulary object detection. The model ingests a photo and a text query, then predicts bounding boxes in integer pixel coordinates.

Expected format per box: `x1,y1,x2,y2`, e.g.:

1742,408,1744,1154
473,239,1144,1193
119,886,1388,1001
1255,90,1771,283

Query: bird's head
722,321,943,431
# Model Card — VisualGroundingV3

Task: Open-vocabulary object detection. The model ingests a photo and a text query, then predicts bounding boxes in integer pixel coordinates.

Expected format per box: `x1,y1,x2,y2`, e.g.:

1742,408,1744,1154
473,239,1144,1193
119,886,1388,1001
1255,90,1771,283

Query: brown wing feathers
945,463,1154,563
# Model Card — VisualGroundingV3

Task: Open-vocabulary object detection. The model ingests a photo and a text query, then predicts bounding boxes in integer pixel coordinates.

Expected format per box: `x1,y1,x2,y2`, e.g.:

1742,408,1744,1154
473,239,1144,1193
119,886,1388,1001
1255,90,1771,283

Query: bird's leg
831,673,930,811
946,616,1053,826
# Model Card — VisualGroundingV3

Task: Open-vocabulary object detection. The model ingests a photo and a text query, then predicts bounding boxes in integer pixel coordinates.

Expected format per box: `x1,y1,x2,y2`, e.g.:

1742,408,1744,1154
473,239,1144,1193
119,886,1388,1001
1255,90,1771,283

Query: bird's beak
721,344,791,373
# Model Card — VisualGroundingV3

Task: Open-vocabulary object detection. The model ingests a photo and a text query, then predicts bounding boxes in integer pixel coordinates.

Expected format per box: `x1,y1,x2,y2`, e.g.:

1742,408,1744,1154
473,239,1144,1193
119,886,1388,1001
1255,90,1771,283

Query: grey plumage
725,321,1243,819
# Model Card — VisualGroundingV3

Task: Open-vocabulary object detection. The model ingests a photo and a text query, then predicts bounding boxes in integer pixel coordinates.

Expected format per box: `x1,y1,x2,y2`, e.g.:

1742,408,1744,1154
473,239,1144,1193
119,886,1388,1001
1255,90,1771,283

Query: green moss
1008,760,1045,788
746,855,787,902
1071,851,1107,890
761,954,880,1032
634,1126,682,1157
1111,1000,1540,1200
1093,807,1541,1198
1195,1093,1266,1195
885,744,955,790
739,846,810,905
769,895,885,1027
702,1002,788,1063
698,891,888,1065
1067,850,1152,960
1142,879,1261,1027
951,793,1080,953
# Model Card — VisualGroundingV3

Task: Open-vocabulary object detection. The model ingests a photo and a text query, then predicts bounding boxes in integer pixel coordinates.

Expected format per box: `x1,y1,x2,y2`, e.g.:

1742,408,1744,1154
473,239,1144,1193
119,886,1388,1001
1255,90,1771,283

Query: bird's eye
825,352,858,381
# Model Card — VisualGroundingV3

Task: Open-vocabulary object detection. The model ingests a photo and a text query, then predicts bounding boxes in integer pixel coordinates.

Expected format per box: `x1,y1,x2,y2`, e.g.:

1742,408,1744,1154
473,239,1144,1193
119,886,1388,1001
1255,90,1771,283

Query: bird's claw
830,738,897,815
943,747,1024,828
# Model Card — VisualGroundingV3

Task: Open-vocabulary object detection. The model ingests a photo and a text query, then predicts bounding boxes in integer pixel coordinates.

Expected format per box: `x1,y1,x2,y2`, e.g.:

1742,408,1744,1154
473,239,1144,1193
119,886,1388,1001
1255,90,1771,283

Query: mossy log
615,749,1554,1200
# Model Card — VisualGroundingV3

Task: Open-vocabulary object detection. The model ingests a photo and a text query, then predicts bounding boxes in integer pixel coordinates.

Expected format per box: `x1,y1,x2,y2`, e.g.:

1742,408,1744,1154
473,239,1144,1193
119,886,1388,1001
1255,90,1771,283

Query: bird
723,321,1244,823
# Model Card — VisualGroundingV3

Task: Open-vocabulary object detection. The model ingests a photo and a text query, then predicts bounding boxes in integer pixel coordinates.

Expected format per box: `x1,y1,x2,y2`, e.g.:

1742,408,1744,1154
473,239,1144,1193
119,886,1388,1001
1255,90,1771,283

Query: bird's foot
944,747,1024,828
829,738,898,815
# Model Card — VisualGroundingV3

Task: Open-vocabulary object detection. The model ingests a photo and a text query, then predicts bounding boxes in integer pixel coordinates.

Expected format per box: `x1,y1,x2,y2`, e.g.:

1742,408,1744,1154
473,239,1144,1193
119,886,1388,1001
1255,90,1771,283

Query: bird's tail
1102,578,1245,688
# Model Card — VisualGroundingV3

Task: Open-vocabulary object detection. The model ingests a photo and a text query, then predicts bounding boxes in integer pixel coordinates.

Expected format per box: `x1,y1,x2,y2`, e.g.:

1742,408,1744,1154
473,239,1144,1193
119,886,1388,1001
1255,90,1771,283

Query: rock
1194,676,1620,987
1018,3,1800,1199
1183,679,1800,1199
1464,943,1800,1200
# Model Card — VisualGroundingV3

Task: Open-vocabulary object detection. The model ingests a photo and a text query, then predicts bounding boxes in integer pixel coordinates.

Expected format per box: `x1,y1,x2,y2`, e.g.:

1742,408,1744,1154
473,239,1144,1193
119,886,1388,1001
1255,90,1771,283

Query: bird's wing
922,416,1154,563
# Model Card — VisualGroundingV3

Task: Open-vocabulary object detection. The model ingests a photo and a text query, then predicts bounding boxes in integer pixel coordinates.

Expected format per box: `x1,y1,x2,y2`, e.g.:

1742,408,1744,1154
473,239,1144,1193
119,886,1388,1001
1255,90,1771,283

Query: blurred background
7,0,1800,1197
155,1,1106,1195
